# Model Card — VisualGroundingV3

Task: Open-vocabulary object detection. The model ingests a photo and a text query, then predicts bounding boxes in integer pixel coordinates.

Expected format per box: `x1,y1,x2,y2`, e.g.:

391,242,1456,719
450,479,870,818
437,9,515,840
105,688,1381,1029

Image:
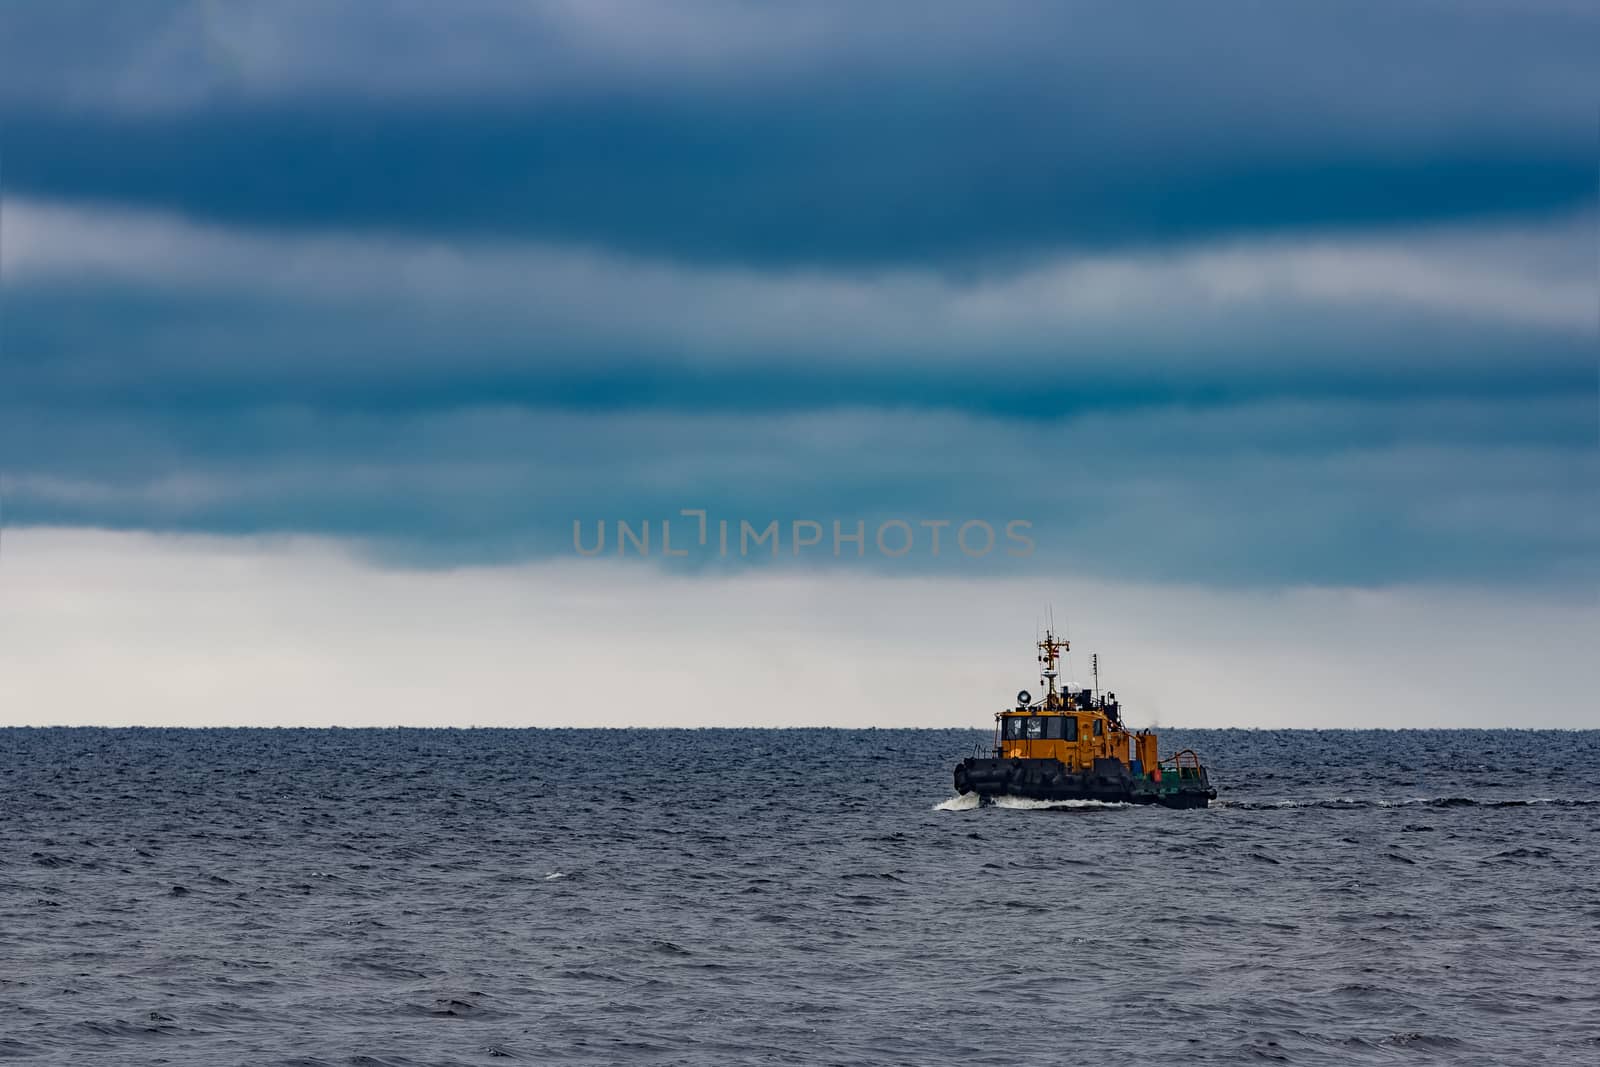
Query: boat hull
954,756,1215,809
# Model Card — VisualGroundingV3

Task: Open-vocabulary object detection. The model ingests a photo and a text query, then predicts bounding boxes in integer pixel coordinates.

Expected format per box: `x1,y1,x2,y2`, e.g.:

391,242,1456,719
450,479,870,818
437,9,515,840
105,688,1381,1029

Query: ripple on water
0,726,1596,1066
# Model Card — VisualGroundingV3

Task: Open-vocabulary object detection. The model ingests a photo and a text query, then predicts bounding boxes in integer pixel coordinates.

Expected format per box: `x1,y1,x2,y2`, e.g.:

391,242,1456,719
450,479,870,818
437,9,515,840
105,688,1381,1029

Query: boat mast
1037,629,1068,708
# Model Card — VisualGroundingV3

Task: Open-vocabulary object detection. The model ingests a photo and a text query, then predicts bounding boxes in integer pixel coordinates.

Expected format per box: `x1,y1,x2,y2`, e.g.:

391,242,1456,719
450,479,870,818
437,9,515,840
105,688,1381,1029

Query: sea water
2,727,1597,1065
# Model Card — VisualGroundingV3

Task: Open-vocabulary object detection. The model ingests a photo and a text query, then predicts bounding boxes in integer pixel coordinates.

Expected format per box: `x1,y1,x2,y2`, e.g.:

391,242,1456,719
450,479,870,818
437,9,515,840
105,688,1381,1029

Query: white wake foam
931,793,1129,811
993,795,1130,811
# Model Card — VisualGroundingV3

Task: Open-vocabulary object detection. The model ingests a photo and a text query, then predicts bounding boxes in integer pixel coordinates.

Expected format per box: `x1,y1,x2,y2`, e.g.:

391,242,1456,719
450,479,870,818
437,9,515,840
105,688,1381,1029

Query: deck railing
1160,748,1204,779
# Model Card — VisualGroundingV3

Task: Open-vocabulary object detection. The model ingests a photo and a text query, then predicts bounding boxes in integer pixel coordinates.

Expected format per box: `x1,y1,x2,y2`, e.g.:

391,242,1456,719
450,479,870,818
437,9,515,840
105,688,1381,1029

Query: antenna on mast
1037,626,1068,705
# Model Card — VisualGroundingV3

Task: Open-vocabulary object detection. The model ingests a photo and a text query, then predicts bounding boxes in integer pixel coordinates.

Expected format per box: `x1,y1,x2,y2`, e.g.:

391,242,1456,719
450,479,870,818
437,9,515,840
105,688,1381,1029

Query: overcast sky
1,1,1596,727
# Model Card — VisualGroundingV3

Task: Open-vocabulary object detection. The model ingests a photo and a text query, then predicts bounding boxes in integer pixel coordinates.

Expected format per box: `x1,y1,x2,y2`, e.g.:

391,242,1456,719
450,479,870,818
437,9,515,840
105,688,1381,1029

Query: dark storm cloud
4,278,1593,418
1,1,1595,266
4,196,1592,417
3,190,1594,587
1,2,1595,589
3,102,1590,268
5,398,1596,587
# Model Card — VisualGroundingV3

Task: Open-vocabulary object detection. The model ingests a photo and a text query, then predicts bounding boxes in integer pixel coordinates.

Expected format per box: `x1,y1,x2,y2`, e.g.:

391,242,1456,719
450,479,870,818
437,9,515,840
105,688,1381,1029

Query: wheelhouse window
1093,719,1104,737
1005,715,1082,742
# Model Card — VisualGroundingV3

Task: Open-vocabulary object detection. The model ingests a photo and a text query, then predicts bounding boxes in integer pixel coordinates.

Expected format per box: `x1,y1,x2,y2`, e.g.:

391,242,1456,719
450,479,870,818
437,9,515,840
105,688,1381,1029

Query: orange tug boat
953,631,1216,808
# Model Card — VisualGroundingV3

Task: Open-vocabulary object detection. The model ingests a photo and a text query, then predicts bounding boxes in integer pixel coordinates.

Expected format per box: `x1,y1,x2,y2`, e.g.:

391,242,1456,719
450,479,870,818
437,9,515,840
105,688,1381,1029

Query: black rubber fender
954,766,971,794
